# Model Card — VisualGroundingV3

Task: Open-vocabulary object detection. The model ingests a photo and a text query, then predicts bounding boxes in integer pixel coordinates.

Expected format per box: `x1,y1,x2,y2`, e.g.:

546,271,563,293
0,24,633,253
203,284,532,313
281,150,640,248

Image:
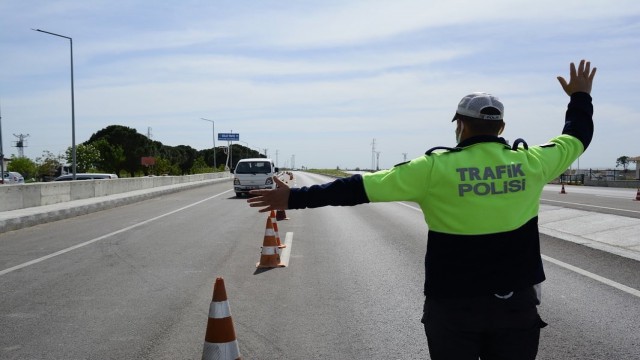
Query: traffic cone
273,220,286,249
256,217,285,268
276,209,289,221
560,184,566,194
202,277,241,360
268,211,286,248
634,188,640,201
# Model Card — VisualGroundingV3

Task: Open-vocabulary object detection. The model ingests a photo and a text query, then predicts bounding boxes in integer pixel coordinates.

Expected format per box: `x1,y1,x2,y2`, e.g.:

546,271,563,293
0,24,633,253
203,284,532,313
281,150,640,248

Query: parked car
53,173,119,181
2,171,25,184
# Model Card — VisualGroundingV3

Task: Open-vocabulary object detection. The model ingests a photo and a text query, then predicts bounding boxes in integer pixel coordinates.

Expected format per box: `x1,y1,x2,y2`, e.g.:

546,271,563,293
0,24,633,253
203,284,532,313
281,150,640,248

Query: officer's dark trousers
422,287,546,360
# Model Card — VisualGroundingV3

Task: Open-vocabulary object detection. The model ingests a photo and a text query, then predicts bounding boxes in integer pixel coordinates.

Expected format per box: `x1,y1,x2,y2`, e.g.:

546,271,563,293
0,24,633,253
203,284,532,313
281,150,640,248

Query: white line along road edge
395,201,640,299
0,190,233,277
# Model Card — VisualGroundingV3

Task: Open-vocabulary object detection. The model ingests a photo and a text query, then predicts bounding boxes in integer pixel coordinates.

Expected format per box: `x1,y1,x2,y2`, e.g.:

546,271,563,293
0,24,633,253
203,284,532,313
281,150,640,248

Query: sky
1,0,639,170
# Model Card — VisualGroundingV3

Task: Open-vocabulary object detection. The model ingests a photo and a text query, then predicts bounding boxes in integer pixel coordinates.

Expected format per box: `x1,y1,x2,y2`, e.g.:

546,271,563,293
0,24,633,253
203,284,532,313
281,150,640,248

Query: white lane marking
540,199,640,215
543,186,635,200
280,232,294,267
542,255,640,298
0,190,233,277
394,201,640,298
399,197,640,216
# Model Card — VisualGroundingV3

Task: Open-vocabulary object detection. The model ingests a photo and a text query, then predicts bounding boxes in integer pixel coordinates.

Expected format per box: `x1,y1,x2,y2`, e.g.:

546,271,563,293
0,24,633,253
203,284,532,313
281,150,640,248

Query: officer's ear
498,122,505,135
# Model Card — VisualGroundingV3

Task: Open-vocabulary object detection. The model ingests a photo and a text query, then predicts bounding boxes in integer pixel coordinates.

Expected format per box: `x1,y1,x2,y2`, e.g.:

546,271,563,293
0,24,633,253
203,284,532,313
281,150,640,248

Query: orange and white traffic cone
273,221,286,249
202,277,241,360
560,184,566,194
276,209,289,221
634,188,640,201
268,211,285,248
256,217,285,268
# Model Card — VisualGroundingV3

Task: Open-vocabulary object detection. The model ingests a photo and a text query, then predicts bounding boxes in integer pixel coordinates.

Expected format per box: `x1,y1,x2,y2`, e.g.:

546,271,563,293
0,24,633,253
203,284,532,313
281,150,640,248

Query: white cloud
2,0,639,169
216,0,640,49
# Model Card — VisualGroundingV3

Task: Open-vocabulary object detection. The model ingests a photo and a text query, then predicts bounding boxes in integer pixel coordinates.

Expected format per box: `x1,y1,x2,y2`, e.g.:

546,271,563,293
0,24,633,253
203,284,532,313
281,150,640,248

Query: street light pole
200,118,216,170
0,99,4,183
33,28,76,180
239,141,250,158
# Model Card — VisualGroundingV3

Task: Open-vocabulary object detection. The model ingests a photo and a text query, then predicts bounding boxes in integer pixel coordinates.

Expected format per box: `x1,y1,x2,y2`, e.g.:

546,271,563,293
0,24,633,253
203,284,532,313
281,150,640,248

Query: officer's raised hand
247,176,290,213
557,59,597,96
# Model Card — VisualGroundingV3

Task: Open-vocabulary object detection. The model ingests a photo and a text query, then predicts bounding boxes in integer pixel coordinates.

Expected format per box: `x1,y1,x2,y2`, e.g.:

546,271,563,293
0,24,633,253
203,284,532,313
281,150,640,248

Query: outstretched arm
557,59,597,150
247,174,370,213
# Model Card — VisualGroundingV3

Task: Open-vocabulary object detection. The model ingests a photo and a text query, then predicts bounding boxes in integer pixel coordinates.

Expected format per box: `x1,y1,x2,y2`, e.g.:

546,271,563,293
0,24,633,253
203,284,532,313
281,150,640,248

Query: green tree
90,139,125,175
616,156,630,172
87,125,153,177
174,145,198,174
35,151,65,181
153,157,180,175
7,156,38,180
66,143,102,173
190,156,213,174
157,145,198,175
80,124,240,176
199,148,220,172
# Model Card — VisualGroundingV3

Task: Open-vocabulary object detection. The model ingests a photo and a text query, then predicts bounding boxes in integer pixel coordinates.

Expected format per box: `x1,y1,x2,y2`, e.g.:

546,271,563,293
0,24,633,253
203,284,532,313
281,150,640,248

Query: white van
233,158,278,197
53,173,119,181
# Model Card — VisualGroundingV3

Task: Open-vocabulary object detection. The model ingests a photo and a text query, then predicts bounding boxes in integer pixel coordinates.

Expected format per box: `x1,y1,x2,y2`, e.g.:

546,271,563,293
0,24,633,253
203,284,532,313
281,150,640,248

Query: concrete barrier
0,172,231,212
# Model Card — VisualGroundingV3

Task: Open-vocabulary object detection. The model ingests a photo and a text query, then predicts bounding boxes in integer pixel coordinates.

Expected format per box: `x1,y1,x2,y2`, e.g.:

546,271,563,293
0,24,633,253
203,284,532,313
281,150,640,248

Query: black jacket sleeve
288,174,370,209
562,92,594,150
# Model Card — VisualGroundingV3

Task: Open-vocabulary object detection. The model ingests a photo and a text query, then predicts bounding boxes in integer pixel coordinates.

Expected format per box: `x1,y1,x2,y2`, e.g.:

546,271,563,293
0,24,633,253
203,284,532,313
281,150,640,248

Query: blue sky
1,0,639,170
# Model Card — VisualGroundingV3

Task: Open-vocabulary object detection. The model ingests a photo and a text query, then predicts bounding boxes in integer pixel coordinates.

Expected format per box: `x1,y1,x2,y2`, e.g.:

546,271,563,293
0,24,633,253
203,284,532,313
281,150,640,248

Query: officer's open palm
557,59,596,96
247,176,290,213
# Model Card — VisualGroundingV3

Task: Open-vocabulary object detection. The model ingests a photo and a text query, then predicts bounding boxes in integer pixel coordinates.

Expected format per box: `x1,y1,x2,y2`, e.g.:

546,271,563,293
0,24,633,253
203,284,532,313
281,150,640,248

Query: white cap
452,92,504,121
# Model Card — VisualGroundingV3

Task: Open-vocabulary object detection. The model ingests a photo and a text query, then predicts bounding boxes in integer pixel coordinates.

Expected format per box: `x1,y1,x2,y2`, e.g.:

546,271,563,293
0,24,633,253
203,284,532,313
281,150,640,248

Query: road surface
1,172,639,359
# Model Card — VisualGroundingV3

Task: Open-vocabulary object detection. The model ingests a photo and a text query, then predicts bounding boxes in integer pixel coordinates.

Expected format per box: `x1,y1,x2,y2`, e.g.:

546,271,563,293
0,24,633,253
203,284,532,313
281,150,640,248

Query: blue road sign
218,133,239,141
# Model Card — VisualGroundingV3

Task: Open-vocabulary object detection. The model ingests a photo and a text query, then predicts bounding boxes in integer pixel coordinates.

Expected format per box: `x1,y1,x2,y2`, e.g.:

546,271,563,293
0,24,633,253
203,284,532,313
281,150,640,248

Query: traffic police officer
248,60,596,360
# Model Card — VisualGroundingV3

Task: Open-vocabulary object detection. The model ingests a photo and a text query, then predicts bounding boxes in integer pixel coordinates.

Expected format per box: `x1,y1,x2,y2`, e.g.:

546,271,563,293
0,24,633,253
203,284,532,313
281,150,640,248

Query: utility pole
402,153,407,162
275,150,279,168
371,139,376,171
0,100,4,182
376,151,381,171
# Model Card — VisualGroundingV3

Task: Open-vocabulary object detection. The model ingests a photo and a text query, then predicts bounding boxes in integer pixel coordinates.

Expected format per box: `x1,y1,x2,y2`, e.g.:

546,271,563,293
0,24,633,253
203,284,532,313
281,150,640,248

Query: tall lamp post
200,118,216,170
239,141,250,159
0,99,4,183
33,28,76,180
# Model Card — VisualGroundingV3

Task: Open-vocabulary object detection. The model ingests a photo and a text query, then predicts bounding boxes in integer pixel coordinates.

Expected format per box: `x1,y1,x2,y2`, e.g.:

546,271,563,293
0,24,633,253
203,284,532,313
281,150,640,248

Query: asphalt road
541,184,640,219
1,172,639,359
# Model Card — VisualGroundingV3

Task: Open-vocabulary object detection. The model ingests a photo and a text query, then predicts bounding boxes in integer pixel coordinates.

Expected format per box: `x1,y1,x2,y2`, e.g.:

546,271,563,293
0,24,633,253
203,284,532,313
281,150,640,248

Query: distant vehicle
2,171,25,184
233,158,278,197
53,173,119,181
55,164,72,177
